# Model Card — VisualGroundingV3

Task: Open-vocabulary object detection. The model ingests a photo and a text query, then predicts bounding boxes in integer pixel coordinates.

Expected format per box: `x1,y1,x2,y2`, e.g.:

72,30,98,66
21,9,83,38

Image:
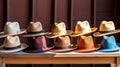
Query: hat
98,35,120,52
22,22,47,37
70,21,97,37
23,36,54,53
74,35,100,52
50,36,77,53
93,21,120,37
0,36,28,53
0,22,26,38
46,22,73,38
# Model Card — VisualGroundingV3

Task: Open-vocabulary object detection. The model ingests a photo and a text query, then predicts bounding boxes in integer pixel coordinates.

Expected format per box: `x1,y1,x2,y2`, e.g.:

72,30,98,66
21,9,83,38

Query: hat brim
70,27,97,37
93,29,120,37
98,43,120,52
23,46,54,53
0,29,26,38
21,32,48,37
46,30,73,38
74,44,100,52
0,43,28,53
50,45,77,53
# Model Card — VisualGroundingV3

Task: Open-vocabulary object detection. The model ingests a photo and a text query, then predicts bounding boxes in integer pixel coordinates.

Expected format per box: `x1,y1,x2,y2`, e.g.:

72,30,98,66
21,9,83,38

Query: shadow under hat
94,21,120,37
0,22,26,38
70,21,97,37
46,22,73,38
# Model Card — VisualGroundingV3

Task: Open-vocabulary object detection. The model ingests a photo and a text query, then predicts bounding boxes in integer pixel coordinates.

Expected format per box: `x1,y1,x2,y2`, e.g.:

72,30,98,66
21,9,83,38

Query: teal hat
99,35,120,52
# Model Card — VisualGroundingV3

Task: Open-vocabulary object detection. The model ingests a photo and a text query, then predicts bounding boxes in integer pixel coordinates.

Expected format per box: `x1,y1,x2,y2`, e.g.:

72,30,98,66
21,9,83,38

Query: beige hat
50,36,77,53
0,36,28,53
93,21,120,37
46,22,73,38
22,22,47,37
70,21,97,37
0,22,26,38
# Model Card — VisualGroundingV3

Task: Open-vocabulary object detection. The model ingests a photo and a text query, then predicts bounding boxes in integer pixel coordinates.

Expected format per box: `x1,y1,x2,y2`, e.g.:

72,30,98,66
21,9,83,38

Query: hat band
99,30,115,33
3,45,21,50
27,30,44,34
54,45,71,49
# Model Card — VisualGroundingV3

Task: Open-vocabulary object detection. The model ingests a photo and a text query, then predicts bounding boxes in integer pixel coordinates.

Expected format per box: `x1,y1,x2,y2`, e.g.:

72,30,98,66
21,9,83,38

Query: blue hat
99,35,120,52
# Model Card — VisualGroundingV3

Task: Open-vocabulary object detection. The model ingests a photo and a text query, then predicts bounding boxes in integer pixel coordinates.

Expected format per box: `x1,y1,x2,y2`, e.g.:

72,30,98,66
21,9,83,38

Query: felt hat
23,36,54,53
0,22,26,38
93,21,120,37
50,36,77,52
22,22,47,37
74,35,100,52
98,35,120,52
70,21,97,37
46,22,73,38
0,36,28,53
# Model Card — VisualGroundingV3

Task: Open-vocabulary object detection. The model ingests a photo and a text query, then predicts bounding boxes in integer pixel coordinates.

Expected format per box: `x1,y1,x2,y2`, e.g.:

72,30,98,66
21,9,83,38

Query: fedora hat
98,35,120,52
46,22,73,38
23,36,54,53
74,35,100,52
50,36,77,53
0,36,28,53
70,21,97,37
22,22,47,37
0,22,26,38
93,21,120,37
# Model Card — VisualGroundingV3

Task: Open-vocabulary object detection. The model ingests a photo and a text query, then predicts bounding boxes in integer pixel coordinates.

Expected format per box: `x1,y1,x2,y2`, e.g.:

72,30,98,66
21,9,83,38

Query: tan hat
22,22,47,37
70,21,97,37
93,21,120,37
74,35,100,52
0,22,26,38
0,36,28,53
46,22,73,38
50,36,77,52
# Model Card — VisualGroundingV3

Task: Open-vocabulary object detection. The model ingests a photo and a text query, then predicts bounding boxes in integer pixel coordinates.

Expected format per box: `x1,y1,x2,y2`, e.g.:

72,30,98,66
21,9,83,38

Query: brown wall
0,0,120,67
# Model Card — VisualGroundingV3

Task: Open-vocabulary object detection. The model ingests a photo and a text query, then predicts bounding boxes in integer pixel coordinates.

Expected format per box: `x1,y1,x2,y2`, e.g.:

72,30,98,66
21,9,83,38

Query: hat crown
54,36,70,48
101,36,118,49
99,21,115,32
3,36,20,48
52,22,67,35
75,21,91,33
4,22,21,34
27,22,43,32
77,36,94,49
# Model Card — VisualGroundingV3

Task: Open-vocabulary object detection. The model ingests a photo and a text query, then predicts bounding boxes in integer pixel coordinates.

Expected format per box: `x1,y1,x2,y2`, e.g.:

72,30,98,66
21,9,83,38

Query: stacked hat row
0,21,120,53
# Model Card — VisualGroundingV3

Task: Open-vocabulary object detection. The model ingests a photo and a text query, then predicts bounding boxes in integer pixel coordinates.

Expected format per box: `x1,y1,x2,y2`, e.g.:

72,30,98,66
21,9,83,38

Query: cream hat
70,21,97,37
93,21,120,37
22,21,47,37
0,22,26,38
0,36,28,53
46,22,73,38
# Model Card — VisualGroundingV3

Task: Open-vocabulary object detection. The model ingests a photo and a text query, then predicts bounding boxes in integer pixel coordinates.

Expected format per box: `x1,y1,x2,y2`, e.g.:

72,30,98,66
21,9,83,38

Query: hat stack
22,22,54,53
93,21,120,52
46,22,77,52
70,21,100,52
0,22,28,53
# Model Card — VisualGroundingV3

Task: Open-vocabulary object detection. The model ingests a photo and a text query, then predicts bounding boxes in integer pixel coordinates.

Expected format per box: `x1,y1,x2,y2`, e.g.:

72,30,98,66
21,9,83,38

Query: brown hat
50,36,77,52
74,35,100,52
22,22,47,37
70,21,97,37
46,22,73,38
93,21,120,37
